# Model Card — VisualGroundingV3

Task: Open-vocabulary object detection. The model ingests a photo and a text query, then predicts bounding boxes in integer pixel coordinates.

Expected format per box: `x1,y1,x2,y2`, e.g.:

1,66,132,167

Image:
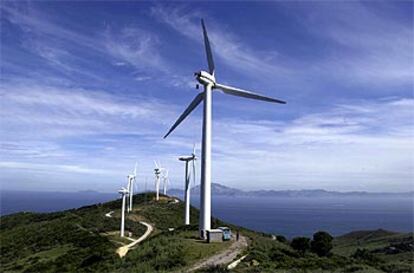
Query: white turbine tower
154,161,164,201
164,19,286,239
179,146,197,225
118,187,129,237
162,169,169,196
127,163,137,213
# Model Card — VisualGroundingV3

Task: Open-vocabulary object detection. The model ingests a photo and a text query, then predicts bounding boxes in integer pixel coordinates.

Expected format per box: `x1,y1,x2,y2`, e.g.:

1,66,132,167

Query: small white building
207,229,223,243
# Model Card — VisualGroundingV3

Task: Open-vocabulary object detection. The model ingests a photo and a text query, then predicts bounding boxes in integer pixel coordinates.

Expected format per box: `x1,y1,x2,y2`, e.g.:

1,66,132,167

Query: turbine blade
134,162,137,176
154,160,158,168
215,83,286,104
201,19,215,75
163,92,204,138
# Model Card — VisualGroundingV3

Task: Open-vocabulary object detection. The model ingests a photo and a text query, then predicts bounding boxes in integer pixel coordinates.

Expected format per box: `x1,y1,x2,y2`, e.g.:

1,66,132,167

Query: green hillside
1,193,412,273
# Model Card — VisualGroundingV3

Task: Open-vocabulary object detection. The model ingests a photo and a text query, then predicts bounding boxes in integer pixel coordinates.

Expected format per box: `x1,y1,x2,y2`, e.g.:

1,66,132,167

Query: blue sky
1,1,413,193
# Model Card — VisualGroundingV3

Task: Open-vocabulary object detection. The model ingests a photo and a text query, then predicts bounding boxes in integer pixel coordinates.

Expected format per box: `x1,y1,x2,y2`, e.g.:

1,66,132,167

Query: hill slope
0,193,233,273
1,193,412,273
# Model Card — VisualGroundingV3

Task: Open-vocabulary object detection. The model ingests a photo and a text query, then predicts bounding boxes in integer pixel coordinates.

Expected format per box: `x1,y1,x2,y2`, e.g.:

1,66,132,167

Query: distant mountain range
168,183,414,198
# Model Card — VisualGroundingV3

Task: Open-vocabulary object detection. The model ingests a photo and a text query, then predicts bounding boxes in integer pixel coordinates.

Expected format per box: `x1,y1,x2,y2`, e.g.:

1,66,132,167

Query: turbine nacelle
195,70,216,86
154,161,164,174
179,155,196,161
118,187,129,195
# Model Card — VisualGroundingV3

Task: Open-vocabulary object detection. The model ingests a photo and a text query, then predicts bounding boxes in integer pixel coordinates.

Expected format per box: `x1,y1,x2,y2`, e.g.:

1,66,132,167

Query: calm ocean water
1,191,412,237
196,196,414,238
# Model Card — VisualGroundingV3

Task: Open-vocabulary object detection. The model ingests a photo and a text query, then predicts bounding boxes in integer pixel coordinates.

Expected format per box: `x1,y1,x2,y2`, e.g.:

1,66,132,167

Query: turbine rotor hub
195,70,215,86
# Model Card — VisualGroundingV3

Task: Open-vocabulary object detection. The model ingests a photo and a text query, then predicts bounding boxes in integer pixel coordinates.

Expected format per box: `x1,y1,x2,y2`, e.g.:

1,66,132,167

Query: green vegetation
311,231,334,257
0,200,148,273
0,193,230,273
290,237,311,255
230,229,413,273
333,229,414,273
1,193,412,273
118,227,231,272
276,235,287,243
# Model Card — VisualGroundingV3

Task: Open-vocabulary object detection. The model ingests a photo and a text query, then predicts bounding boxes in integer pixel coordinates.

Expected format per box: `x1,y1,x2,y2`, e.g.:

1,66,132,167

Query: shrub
344,264,367,272
290,237,310,255
276,235,287,243
351,248,382,266
310,231,333,257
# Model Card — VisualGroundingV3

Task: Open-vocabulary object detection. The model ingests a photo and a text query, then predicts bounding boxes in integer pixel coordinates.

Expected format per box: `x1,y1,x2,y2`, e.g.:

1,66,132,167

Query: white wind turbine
118,187,129,237
154,161,164,201
162,169,170,196
126,163,137,213
179,146,197,225
164,19,286,239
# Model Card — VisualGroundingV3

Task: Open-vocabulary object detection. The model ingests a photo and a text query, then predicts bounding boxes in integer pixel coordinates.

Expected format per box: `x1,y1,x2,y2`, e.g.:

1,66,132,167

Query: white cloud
0,82,175,141
0,161,116,175
104,26,168,72
2,4,192,89
208,98,414,192
134,76,152,81
1,2,412,193
151,4,413,89
1,80,412,192
299,2,414,86
0,81,180,191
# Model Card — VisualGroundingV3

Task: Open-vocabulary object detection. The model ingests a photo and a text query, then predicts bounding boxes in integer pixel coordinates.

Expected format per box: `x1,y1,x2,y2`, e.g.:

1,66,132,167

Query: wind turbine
118,187,129,237
154,161,164,201
164,19,286,239
179,146,197,225
127,163,137,212
162,169,170,196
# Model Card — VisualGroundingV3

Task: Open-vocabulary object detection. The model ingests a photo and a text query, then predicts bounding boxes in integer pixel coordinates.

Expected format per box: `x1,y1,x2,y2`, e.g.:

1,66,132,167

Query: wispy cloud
2,3,192,89
150,6,293,81
1,81,412,192
0,80,179,191
151,3,413,90
0,161,117,175
1,2,412,193
104,26,168,73
297,2,413,86
0,82,174,140
209,98,414,191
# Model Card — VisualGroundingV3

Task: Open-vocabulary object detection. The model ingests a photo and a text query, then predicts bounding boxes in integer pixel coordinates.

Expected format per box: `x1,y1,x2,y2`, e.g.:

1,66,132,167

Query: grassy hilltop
0,193,412,273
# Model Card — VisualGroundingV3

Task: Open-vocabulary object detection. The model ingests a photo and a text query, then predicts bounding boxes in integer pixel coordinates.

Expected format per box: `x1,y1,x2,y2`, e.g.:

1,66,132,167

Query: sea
1,190,412,238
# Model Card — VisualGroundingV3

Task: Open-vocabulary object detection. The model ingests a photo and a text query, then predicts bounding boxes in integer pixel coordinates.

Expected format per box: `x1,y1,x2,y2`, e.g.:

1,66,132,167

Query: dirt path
186,235,248,272
105,211,114,218
116,221,153,258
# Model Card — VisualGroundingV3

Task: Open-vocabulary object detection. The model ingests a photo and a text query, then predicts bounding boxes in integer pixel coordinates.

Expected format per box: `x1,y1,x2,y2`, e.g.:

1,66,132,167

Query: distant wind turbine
127,162,137,212
164,19,286,239
179,145,197,225
118,187,129,237
162,169,169,196
154,160,164,201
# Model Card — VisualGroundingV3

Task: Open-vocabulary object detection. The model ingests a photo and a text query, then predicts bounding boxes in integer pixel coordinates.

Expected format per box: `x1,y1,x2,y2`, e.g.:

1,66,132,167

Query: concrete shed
207,229,223,243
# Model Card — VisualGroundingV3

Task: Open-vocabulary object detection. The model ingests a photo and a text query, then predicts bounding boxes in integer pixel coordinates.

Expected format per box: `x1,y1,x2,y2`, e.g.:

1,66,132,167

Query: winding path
116,221,153,258
186,235,248,272
105,211,114,218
